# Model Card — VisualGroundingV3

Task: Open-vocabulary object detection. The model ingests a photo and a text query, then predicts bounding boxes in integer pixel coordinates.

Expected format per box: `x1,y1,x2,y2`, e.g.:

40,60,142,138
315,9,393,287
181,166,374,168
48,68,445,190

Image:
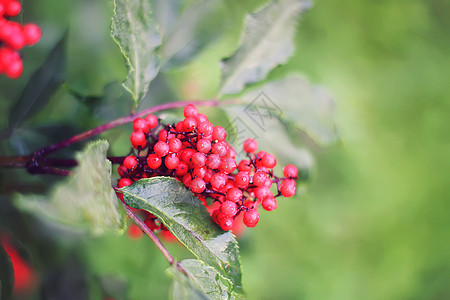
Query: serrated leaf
120,177,243,294
219,0,311,96
112,0,162,106
168,259,238,300
15,140,126,235
8,34,66,129
0,244,14,300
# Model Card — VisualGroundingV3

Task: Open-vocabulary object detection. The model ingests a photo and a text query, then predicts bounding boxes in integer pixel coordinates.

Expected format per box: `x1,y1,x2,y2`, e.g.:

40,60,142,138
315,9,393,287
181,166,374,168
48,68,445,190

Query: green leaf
239,74,338,146
8,34,66,129
0,244,14,300
156,0,230,70
120,177,243,295
168,259,238,300
218,0,311,96
15,140,126,235
111,0,162,106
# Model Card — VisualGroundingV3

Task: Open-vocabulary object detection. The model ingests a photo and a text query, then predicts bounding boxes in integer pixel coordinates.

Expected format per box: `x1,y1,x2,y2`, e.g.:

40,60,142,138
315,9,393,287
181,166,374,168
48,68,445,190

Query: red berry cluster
117,104,299,234
0,0,41,78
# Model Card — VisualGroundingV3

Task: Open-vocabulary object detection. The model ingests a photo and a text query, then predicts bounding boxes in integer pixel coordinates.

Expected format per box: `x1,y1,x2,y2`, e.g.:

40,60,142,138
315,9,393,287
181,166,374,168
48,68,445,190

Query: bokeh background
1,0,450,299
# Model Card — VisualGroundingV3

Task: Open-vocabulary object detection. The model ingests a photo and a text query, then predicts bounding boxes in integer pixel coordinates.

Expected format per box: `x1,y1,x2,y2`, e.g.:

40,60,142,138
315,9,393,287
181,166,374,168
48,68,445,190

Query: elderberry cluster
117,104,298,234
0,0,41,78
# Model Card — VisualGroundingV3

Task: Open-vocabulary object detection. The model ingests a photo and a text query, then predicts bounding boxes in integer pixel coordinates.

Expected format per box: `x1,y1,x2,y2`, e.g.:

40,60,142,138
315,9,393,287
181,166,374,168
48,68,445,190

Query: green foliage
154,0,230,70
8,34,66,130
112,0,162,106
219,0,311,96
15,141,126,235
120,177,243,295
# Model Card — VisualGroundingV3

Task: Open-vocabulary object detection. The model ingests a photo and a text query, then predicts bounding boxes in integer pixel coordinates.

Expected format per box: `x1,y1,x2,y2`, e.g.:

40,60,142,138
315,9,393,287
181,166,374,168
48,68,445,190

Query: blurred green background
1,0,450,299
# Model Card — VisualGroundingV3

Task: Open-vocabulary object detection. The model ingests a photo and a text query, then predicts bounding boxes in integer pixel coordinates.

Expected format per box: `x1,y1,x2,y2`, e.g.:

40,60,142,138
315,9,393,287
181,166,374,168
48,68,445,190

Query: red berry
183,117,197,132
5,58,22,79
218,215,234,231
145,114,159,129
158,129,174,141
235,171,250,188
244,200,255,210
197,121,213,136
175,121,184,132
254,187,270,200
243,209,260,227
123,155,139,170
165,153,180,169
280,179,296,197
225,146,237,159
238,160,252,172
261,153,276,168
118,178,133,188
183,104,198,118
210,172,227,191
117,165,127,177
196,139,211,153
212,126,227,141
195,113,208,124
219,157,237,174
262,197,277,211
206,154,221,169
128,223,143,239
6,1,21,17
220,201,238,218
212,141,228,157
22,23,41,45
192,152,206,167
204,168,214,182
252,171,267,187
283,164,298,178
192,166,207,178
190,178,206,193
147,154,162,169
133,118,149,133
180,148,196,164
264,177,273,188
154,141,170,157
8,31,25,50
226,188,243,202
243,138,258,153
130,130,147,149
168,138,183,153
175,161,188,176
182,173,192,186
